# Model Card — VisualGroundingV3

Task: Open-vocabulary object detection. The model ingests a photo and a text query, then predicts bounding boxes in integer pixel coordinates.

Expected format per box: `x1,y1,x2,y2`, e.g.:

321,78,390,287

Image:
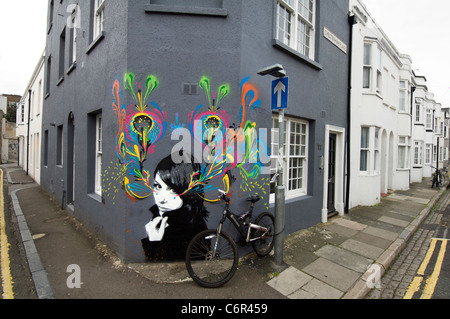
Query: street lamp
258,64,286,267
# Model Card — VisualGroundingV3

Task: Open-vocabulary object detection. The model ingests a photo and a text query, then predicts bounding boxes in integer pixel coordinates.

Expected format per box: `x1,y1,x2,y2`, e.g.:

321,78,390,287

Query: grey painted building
42,0,350,262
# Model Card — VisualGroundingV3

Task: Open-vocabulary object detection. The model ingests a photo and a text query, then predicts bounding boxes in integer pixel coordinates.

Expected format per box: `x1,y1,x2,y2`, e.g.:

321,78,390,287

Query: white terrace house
16,51,45,184
411,73,446,182
349,0,415,208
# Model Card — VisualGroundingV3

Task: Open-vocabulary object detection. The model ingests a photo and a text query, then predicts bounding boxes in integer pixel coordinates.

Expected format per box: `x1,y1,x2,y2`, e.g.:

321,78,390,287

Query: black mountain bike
185,190,275,288
431,166,446,188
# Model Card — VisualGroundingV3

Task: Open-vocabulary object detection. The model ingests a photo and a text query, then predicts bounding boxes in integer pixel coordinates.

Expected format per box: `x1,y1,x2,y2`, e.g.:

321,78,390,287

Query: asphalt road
403,199,450,299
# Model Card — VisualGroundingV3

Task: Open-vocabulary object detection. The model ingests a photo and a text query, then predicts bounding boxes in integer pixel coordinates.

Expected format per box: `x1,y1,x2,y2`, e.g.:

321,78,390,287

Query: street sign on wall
271,77,289,110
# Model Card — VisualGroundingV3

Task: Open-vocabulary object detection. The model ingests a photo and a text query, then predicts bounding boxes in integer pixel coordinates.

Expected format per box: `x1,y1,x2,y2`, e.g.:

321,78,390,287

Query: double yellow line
404,238,448,299
0,169,14,299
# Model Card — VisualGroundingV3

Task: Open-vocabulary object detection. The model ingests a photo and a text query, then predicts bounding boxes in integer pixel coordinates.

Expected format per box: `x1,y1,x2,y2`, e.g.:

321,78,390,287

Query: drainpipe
345,14,358,213
27,89,31,175
409,86,416,185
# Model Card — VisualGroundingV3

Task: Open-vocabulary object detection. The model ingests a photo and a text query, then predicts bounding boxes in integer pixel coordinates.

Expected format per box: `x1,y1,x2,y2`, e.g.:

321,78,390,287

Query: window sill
67,62,76,75
88,193,104,204
269,192,309,206
359,172,380,177
56,76,64,86
272,39,322,70
144,4,228,16
362,91,383,100
86,32,105,55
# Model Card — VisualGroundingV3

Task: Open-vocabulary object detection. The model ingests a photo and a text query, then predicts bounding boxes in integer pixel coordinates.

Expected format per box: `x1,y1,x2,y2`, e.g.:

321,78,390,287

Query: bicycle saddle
246,195,260,203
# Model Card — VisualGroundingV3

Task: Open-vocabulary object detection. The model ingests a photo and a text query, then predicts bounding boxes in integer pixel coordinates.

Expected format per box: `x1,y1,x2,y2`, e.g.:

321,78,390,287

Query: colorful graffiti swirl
112,73,167,200
181,76,265,200
109,74,268,203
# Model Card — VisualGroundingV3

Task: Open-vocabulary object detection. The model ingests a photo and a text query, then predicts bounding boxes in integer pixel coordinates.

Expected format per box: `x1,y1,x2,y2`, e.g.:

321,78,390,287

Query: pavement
1,162,447,300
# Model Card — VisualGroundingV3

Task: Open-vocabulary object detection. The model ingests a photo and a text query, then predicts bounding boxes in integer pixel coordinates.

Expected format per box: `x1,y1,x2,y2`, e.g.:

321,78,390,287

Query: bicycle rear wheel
251,212,275,257
440,173,446,187
185,229,238,288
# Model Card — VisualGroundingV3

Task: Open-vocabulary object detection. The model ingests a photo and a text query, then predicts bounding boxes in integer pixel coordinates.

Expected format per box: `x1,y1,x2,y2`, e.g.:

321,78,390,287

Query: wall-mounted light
257,64,286,78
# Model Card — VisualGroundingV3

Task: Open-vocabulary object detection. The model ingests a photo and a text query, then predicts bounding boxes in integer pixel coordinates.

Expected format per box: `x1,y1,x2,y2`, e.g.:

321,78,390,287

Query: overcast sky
0,0,47,97
1,0,449,107
363,0,450,107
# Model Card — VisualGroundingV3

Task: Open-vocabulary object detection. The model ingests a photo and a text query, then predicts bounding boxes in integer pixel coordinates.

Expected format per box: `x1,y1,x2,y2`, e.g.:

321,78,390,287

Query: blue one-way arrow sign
271,77,289,110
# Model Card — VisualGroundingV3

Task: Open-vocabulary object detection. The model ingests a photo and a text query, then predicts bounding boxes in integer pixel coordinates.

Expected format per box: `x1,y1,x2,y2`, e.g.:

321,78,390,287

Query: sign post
271,77,288,266
258,65,287,267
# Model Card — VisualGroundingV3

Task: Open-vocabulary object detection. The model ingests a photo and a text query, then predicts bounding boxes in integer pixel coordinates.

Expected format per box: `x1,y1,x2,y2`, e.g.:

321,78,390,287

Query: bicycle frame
211,199,270,254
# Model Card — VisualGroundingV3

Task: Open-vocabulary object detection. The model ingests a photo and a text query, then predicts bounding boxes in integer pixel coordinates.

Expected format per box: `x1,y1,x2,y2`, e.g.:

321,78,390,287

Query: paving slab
267,267,313,296
351,232,393,250
362,226,399,241
320,223,359,239
301,278,344,299
381,210,415,222
302,257,360,292
388,209,421,218
333,218,367,231
387,194,429,205
378,216,410,228
339,238,384,260
315,244,373,273
284,246,318,270
288,289,315,299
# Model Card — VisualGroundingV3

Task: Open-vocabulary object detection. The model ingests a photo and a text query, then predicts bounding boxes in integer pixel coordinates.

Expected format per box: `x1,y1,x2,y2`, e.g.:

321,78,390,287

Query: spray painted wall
42,0,350,263
106,72,270,262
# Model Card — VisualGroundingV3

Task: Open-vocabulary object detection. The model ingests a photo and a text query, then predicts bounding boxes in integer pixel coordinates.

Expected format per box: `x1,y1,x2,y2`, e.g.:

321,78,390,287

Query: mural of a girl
141,151,209,262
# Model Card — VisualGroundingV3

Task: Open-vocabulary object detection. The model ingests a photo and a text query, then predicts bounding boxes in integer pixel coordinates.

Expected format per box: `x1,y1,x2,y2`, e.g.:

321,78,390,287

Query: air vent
182,83,199,95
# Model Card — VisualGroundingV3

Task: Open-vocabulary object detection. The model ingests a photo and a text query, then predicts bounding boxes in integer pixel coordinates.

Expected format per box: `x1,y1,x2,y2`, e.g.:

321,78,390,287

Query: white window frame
426,109,432,130
93,0,105,40
363,42,372,89
95,114,103,195
399,80,408,112
434,116,439,134
21,104,25,123
425,143,432,165
360,127,370,172
433,145,437,163
397,136,410,169
414,141,423,167
376,46,382,94
276,0,316,60
363,41,383,95
415,104,422,123
373,128,380,172
70,10,77,65
270,115,309,202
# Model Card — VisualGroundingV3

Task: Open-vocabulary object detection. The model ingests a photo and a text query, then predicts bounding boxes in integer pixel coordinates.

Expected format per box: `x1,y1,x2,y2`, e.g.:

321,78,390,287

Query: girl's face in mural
153,173,183,214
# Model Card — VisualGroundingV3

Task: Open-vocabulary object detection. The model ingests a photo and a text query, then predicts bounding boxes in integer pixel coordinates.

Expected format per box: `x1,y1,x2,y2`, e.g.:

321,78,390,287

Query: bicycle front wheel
251,212,275,257
185,229,238,288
